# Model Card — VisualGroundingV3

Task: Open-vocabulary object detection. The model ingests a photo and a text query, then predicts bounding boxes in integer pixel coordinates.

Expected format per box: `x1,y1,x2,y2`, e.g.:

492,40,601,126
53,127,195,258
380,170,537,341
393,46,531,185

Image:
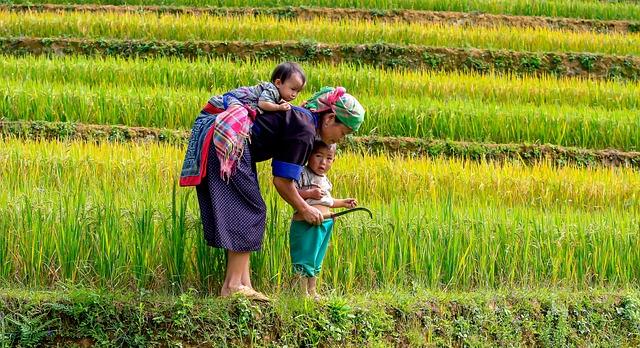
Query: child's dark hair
311,140,337,154
271,62,306,85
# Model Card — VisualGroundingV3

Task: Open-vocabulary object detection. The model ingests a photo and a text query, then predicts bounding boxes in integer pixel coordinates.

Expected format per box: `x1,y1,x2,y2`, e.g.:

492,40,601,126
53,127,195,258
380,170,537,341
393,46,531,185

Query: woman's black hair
316,110,343,126
271,62,306,85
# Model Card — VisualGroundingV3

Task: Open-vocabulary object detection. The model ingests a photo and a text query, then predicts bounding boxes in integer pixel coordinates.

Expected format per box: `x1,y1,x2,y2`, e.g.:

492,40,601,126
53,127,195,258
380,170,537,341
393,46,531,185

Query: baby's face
307,147,335,175
275,73,305,102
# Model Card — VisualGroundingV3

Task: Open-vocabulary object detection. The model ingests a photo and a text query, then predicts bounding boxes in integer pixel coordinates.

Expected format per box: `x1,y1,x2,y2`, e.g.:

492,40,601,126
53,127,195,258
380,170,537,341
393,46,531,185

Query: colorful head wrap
303,86,365,132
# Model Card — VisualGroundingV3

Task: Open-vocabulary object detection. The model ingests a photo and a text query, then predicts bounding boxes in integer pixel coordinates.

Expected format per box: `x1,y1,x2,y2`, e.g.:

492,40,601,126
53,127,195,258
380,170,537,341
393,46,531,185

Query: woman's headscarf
303,86,365,132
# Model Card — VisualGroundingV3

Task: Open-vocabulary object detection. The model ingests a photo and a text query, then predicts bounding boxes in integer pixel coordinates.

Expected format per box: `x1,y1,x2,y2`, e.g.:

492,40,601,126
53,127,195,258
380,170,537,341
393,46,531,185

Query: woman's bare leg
221,250,251,296
241,259,252,289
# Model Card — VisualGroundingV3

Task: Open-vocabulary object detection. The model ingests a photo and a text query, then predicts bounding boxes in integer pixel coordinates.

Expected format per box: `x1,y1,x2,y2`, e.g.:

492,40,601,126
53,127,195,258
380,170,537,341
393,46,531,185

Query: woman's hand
272,177,323,225
301,205,324,225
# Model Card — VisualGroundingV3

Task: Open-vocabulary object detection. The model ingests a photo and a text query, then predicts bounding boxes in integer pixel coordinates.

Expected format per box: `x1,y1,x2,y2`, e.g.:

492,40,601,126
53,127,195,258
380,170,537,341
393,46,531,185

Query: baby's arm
332,198,358,209
258,84,290,111
258,100,290,112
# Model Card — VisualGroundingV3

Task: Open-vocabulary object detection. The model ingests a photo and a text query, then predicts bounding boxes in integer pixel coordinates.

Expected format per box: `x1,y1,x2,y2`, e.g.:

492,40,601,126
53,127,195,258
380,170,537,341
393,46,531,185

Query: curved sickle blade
324,207,373,220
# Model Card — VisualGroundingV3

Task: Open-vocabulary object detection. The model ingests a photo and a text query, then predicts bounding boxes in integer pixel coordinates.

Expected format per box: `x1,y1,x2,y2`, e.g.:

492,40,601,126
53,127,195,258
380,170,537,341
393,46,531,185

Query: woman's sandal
224,285,270,302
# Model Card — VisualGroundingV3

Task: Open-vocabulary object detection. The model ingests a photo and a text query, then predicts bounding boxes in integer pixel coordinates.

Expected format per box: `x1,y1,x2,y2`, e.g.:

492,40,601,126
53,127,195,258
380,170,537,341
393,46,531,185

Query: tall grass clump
3,0,640,21
1,139,638,292
2,79,638,150
4,56,639,111
2,11,640,55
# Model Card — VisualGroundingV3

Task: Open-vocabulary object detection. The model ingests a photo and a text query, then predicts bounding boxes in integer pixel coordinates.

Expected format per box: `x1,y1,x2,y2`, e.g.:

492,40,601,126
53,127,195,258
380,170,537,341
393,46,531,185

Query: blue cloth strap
222,93,240,109
272,160,303,180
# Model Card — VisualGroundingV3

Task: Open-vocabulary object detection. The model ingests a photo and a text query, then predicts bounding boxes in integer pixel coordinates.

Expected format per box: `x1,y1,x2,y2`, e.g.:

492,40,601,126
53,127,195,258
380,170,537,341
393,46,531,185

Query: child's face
274,73,305,102
307,147,335,175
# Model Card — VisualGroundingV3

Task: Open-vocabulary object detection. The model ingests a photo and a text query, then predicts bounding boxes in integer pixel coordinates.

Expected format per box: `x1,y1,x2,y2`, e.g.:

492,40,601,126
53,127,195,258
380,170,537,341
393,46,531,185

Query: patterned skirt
196,140,266,251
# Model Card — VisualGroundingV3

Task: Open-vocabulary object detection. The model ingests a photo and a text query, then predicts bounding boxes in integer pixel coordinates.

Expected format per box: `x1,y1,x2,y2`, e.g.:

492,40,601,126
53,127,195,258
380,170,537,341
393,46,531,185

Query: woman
182,86,365,300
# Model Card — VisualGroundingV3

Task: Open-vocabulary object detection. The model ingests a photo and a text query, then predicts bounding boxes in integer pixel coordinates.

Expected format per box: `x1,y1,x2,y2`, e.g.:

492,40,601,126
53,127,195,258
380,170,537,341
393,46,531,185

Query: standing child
290,141,357,299
200,61,306,181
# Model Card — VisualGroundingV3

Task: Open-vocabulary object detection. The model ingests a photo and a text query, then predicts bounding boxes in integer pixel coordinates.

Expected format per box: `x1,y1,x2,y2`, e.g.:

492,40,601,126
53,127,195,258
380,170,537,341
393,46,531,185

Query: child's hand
305,185,325,200
343,198,357,208
279,102,292,111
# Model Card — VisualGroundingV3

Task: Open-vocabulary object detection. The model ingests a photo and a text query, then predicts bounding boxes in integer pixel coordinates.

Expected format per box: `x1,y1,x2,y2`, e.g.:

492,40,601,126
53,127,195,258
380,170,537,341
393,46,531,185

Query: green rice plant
2,11,640,55
164,184,191,286
0,211,8,280
3,55,639,111
3,0,640,21
91,193,126,283
54,194,89,282
2,79,638,150
0,139,638,291
131,204,157,287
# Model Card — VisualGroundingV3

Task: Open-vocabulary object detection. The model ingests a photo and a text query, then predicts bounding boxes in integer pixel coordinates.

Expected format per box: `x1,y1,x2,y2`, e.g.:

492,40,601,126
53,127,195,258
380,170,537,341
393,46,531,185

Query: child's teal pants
289,219,335,277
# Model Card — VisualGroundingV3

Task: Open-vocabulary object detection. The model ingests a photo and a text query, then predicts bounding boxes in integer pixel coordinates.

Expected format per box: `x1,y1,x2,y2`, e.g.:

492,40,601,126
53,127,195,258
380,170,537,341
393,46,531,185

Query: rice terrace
1,0,640,346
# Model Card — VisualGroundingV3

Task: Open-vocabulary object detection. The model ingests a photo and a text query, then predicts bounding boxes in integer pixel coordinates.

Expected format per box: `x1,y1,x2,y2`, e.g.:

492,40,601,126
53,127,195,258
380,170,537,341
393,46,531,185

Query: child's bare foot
307,277,323,300
310,292,324,301
296,275,309,297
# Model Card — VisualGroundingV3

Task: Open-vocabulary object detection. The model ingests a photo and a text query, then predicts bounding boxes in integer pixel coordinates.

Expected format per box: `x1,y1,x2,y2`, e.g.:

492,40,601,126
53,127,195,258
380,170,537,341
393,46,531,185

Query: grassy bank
1,287,640,347
4,37,639,81
3,120,640,168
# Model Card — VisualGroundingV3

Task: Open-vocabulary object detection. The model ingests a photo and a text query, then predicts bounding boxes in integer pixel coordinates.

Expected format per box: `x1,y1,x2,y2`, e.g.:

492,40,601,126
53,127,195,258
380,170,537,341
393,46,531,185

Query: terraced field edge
3,120,638,168
2,38,640,80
